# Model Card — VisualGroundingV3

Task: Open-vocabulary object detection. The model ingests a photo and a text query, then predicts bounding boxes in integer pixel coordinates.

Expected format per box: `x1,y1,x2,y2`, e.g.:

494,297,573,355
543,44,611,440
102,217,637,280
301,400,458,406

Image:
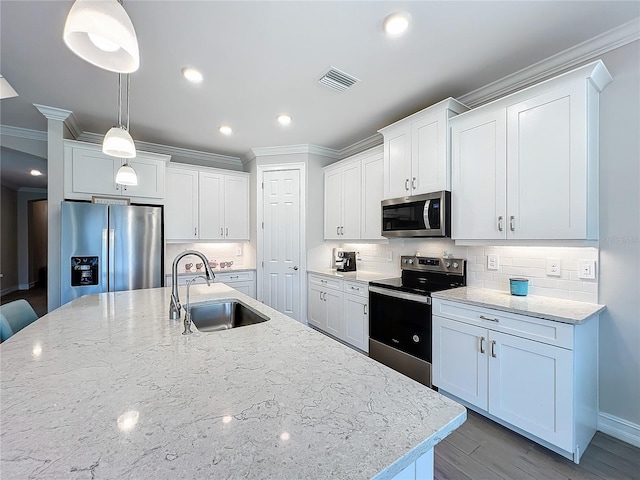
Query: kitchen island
1,284,465,479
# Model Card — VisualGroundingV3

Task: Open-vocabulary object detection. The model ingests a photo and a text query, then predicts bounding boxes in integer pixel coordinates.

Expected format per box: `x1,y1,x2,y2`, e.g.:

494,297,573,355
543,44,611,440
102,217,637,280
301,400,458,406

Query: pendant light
63,0,140,73
108,74,138,186
104,73,137,159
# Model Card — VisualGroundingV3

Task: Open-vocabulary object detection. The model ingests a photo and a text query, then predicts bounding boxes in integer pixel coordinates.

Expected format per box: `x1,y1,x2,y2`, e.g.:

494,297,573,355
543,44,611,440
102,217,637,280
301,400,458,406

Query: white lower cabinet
307,274,369,353
432,298,597,463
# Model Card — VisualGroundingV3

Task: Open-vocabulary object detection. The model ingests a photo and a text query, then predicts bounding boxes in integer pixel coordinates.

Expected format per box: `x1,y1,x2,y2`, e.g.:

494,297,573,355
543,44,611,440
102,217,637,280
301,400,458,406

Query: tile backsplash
340,241,599,303
165,242,255,274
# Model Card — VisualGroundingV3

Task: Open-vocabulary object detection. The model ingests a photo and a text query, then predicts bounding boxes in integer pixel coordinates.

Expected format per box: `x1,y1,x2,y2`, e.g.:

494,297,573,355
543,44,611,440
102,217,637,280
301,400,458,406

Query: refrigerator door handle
101,228,109,291
108,228,116,292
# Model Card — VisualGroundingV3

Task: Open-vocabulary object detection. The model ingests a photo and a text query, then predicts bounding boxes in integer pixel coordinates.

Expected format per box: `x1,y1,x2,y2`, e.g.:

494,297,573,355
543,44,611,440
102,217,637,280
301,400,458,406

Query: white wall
596,41,640,430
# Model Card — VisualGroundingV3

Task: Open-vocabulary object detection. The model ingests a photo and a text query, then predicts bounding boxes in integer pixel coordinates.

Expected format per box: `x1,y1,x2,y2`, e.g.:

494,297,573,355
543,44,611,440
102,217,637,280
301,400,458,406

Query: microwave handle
423,200,431,229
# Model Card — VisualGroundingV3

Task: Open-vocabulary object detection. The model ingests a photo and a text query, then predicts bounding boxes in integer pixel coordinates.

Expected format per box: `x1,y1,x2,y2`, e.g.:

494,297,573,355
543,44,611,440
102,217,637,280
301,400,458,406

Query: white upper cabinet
165,167,198,239
360,149,385,240
451,109,507,240
64,140,169,204
166,164,249,241
323,146,383,241
379,98,468,199
451,60,611,241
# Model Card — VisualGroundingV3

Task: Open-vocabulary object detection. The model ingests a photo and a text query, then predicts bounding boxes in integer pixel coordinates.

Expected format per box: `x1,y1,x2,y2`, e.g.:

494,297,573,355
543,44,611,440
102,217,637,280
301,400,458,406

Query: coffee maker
337,251,357,272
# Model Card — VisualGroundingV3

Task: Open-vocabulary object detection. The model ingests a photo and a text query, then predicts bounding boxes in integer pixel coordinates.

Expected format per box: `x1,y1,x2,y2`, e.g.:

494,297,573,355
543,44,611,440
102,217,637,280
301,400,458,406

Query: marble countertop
432,287,605,324
1,285,465,479
308,269,394,283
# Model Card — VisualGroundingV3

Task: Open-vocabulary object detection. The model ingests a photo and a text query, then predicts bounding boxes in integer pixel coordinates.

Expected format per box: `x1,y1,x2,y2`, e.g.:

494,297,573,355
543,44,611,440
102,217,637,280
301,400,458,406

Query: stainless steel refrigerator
61,201,163,305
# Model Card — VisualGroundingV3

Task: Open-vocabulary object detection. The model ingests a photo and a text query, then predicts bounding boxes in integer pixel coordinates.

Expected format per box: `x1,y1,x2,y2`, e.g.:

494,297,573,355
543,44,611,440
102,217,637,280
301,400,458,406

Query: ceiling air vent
318,67,360,93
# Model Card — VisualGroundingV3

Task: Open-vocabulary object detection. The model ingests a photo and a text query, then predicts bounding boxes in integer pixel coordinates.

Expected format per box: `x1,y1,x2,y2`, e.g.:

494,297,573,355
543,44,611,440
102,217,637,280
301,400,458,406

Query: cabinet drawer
344,281,368,297
217,271,254,283
308,274,343,290
434,299,573,349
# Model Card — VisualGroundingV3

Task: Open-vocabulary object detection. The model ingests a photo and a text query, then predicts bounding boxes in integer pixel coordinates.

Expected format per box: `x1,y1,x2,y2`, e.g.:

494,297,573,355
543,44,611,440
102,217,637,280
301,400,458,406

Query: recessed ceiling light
30,169,43,176
277,114,292,126
181,67,203,83
219,125,233,136
383,12,411,36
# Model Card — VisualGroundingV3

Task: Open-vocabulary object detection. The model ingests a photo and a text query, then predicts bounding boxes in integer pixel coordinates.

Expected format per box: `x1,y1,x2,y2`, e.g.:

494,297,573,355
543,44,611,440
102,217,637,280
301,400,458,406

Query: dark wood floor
0,284,48,317
435,410,640,480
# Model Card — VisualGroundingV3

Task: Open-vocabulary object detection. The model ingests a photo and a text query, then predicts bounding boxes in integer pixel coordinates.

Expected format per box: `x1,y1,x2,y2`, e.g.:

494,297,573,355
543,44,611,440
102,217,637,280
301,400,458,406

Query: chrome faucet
182,275,210,335
170,250,215,320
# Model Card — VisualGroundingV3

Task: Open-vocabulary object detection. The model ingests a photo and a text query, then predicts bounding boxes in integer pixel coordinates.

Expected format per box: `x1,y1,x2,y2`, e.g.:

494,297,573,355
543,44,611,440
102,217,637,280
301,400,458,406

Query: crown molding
337,133,383,159
78,131,243,168
63,112,83,139
459,18,640,107
250,144,341,160
0,125,47,142
33,104,73,122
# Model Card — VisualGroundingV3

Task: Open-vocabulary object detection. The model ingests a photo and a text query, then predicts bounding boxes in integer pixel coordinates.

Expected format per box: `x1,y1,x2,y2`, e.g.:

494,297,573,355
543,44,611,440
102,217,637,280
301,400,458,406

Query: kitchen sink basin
188,300,269,332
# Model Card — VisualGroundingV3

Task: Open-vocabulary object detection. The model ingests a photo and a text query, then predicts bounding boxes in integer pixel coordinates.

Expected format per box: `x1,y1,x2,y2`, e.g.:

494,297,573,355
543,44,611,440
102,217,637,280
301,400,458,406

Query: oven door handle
369,286,432,305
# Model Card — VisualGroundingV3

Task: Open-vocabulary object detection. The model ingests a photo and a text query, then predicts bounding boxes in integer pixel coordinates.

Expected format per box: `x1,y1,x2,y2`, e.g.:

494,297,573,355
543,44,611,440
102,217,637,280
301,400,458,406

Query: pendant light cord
117,73,122,127
126,74,130,132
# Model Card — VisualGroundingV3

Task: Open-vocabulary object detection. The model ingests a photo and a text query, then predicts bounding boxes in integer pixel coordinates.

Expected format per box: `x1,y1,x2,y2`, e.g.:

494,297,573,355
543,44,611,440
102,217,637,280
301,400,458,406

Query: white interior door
262,169,301,320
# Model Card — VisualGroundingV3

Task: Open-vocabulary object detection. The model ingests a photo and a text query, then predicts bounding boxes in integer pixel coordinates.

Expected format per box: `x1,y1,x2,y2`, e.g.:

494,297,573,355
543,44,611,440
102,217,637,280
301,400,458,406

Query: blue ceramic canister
509,277,529,296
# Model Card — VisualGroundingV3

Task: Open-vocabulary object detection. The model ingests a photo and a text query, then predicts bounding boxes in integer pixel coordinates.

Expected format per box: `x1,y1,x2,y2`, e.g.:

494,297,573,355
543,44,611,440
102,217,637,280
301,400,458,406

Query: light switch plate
546,259,561,276
487,254,499,271
579,260,596,279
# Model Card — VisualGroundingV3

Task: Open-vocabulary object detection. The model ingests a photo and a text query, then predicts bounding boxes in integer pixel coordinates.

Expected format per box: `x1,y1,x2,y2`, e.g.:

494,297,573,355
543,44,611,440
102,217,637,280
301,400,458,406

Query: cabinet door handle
490,340,497,358
363,304,367,315
510,216,515,232
220,227,224,237
480,315,499,323
479,336,485,354
226,227,229,237
323,292,327,301
320,291,323,301
350,286,359,291
230,275,239,279
404,179,409,191
194,227,197,236
336,226,340,236
340,226,344,235
497,216,503,232
412,177,416,190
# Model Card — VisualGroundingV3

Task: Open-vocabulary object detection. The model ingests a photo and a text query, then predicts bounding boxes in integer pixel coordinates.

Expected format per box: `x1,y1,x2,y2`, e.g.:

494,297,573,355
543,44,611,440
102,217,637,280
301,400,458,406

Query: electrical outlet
579,260,596,279
546,259,561,277
236,247,242,256
487,254,499,271
356,251,361,260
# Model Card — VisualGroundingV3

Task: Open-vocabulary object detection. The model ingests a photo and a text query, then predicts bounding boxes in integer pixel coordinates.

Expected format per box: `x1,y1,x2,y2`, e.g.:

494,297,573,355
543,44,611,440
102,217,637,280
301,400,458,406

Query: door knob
289,266,299,271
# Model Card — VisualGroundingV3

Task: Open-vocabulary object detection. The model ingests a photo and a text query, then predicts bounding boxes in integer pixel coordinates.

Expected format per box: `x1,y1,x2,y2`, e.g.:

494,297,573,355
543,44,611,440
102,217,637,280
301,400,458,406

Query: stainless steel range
368,256,466,387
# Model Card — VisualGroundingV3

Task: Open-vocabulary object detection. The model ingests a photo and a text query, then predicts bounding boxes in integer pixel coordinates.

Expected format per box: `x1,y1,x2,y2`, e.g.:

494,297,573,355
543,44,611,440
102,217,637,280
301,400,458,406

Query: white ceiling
1,1,639,187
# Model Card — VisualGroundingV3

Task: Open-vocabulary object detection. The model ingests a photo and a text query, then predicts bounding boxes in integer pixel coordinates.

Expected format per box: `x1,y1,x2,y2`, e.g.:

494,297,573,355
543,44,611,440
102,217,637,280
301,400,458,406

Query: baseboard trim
0,285,19,296
598,412,640,448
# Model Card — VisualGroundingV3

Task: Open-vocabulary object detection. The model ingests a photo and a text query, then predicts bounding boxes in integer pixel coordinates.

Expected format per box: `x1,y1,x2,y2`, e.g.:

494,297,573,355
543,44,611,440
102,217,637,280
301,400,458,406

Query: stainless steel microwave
381,191,451,238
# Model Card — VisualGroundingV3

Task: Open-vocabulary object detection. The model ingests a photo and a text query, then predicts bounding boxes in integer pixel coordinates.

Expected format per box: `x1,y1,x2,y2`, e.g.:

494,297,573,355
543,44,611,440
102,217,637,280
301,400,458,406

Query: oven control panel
400,256,465,275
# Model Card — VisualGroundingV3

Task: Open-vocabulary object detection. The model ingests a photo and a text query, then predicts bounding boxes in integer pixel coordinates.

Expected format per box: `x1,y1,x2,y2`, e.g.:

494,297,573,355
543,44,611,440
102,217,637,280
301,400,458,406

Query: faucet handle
182,312,193,335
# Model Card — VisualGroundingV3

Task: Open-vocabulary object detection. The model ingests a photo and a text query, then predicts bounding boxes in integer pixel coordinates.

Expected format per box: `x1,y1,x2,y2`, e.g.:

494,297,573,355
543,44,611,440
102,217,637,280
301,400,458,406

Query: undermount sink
188,300,269,332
